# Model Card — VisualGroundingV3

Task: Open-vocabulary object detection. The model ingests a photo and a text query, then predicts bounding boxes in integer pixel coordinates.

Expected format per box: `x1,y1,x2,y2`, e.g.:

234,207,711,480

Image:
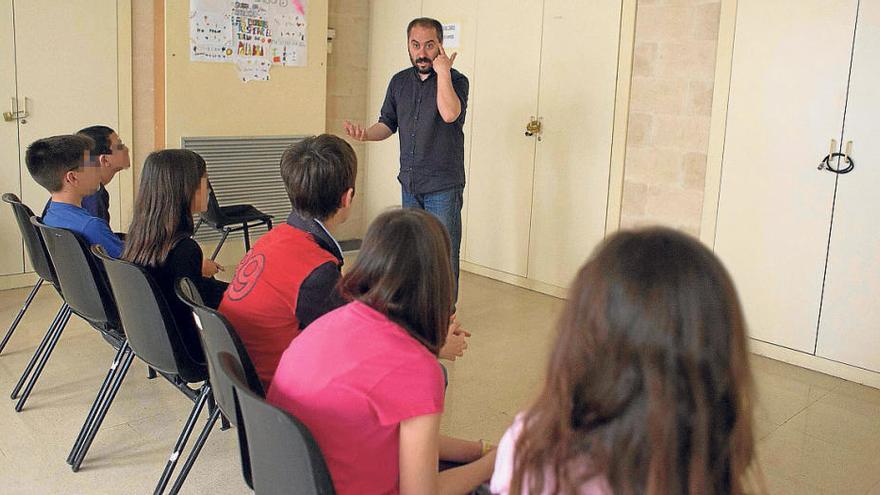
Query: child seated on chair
268,208,496,495
76,125,131,223
219,134,469,390
218,134,358,389
489,228,757,495
122,149,227,358
25,134,124,258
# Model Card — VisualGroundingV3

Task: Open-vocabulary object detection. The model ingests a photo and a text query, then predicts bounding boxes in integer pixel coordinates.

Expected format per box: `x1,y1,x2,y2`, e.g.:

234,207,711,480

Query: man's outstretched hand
344,120,368,141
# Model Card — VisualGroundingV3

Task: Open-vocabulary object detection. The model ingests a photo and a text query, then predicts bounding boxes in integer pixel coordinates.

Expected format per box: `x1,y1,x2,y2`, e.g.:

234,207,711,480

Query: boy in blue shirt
25,135,124,258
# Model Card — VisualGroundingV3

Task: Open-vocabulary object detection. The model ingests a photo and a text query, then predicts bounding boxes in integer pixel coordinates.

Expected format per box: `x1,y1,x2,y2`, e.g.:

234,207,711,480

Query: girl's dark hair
511,227,755,495
123,149,206,267
341,208,453,354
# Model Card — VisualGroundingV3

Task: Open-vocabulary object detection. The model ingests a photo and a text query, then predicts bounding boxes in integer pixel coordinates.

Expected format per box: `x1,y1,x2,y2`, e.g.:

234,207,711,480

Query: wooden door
713,0,857,353
527,0,621,288
816,1,880,372
464,0,543,277
14,1,121,230
0,0,22,275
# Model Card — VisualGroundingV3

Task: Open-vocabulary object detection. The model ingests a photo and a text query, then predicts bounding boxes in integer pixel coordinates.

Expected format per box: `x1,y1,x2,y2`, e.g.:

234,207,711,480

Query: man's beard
411,56,433,74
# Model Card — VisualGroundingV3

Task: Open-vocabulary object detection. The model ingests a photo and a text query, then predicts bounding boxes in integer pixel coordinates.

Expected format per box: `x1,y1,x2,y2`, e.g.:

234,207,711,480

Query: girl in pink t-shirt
491,227,758,495
268,208,495,495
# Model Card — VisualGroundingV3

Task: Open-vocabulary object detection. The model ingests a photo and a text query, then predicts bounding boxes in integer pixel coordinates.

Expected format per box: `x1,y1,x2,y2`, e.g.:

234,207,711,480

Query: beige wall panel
714,0,856,352
364,0,420,223
421,0,476,260
14,1,120,230
0,0,22,275
527,0,621,288
817,1,880,372
464,0,543,277
164,1,328,145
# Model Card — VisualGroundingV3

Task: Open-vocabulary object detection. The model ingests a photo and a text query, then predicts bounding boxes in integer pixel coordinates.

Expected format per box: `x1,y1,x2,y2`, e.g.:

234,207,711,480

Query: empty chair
218,352,335,495
193,181,272,260
1,195,72,407
93,247,218,494
173,276,264,491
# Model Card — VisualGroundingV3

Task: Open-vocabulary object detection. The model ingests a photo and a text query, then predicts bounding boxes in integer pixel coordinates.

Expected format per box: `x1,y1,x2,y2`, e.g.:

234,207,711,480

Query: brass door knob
525,117,541,137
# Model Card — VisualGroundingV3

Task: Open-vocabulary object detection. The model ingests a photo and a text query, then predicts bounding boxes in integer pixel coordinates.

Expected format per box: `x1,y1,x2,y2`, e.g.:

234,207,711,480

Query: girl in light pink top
490,228,757,495
269,208,495,495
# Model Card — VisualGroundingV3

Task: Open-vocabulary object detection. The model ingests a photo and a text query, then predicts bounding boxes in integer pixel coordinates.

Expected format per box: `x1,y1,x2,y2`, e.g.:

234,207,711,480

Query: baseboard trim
0,272,39,291
750,339,880,389
460,261,568,299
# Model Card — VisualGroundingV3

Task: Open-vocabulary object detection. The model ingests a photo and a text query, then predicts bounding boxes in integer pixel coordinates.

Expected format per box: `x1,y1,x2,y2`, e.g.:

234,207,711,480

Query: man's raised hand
344,120,368,142
433,45,457,74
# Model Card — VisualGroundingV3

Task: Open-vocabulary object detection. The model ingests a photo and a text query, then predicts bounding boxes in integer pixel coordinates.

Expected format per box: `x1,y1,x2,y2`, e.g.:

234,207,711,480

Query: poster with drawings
190,0,308,82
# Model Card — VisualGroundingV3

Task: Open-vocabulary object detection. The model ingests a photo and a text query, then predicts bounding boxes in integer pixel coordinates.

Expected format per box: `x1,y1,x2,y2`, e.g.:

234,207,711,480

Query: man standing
345,17,469,299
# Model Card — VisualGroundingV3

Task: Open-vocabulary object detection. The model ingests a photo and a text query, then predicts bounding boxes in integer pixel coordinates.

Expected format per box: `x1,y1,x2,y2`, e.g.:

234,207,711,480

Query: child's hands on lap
201,258,224,278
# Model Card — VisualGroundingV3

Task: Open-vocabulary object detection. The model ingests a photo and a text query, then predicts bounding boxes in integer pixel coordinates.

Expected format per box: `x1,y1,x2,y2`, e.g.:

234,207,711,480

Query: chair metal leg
210,231,230,260
0,279,43,354
10,302,67,399
167,406,221,495
71,347,135,472
154,384,212,495
243,224,251,252
14,305,72,412
192,218,204,236
67,342,130,464
266,218,273,230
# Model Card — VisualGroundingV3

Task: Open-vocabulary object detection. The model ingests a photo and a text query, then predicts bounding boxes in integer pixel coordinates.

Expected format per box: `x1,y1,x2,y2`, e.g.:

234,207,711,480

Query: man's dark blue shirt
379,67,469,195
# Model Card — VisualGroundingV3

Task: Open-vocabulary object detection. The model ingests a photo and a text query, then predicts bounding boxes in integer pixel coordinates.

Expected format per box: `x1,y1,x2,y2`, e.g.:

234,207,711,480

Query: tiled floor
0,270,879,493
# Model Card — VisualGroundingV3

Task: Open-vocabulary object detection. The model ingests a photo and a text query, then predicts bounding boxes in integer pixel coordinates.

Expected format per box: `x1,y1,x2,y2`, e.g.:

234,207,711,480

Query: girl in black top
122,149,227,360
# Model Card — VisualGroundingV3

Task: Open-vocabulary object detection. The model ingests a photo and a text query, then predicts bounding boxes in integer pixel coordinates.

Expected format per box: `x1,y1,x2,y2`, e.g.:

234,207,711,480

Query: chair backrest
3,193,58,286
92,246,206,383
31,218,118,329
175,277,265,425
218,353,335,495
202,181,226,223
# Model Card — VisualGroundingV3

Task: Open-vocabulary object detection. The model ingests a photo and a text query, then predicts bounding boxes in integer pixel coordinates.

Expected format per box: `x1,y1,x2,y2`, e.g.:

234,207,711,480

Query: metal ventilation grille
182,135,304,243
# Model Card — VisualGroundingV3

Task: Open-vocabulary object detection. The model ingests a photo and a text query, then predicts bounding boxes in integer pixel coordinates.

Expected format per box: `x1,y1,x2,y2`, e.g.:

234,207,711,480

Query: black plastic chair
175,277,265,490
0,193,58,355
193,181,272,260
30,220,133,470
93,247,218,495
218,352,336,495
1,195,73,406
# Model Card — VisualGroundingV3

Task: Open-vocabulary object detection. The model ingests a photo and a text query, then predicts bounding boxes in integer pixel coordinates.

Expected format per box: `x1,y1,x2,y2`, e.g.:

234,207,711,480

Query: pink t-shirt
267,301,445,495
490,414,612,495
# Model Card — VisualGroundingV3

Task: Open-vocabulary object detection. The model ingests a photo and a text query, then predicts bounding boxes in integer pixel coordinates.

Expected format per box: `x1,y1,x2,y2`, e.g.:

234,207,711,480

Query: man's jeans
402,187,463,301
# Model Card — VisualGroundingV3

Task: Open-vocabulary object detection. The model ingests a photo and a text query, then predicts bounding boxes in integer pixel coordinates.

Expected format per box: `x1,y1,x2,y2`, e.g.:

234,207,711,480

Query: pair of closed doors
0,0,122,276
365,0,622,290
715,0,880,372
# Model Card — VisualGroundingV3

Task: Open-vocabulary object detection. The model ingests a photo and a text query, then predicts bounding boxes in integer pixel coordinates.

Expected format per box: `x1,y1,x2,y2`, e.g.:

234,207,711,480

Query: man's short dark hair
280,134,357,220
407,17,443,43
25,135,95,193
77,125,116,156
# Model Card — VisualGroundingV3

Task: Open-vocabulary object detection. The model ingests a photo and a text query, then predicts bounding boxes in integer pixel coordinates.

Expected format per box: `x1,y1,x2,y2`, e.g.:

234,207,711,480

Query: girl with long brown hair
267,208,496,495
123,149,226,356
490,227,755,495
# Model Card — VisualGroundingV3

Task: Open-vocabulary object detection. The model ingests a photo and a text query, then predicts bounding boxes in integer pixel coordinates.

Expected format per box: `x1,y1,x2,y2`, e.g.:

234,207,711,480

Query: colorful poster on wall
190,0,308,82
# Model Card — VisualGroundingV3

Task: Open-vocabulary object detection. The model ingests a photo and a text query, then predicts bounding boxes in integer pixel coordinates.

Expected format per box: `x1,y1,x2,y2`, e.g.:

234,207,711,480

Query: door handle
818,138,855,174
525,116,542,139
3,97,29,122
